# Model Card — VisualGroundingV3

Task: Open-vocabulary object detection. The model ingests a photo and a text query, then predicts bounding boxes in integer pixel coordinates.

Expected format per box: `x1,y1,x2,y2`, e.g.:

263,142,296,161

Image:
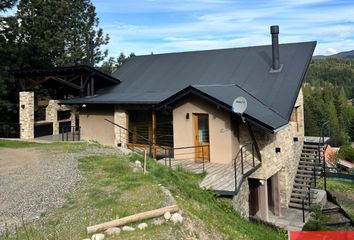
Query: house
14,26,317,222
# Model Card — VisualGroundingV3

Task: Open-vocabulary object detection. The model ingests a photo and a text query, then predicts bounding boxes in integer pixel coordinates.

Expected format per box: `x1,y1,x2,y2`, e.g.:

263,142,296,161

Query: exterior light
82,104,86,108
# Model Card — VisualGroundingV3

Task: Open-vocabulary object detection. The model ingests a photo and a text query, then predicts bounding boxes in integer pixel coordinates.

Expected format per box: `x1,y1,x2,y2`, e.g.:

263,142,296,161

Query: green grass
1,142,286,240
325,179,354,220
0,139,40,148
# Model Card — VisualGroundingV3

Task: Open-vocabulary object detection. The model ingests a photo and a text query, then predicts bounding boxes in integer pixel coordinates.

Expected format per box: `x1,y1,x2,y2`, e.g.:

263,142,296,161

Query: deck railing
105,118,208,173
233,142,261,194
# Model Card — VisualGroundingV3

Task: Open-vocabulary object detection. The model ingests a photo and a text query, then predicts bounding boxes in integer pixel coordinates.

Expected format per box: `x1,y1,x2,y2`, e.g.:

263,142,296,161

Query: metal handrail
318,121,329,190
233,142,259,193
105,118,208,172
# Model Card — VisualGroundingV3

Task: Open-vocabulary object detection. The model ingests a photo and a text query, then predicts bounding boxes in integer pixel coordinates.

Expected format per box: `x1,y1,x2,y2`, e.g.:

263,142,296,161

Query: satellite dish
232,96,247,114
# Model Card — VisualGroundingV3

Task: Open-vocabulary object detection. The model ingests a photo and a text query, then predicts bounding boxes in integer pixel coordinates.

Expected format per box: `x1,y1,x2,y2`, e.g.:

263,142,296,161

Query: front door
193,113,210,162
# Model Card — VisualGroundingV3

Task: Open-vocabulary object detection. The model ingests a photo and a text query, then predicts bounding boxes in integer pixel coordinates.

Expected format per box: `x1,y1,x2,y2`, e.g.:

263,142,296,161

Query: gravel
0,145,122,233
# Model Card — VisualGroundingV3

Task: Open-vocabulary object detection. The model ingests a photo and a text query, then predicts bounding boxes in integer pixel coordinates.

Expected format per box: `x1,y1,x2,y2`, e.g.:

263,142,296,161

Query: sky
89,0,354,58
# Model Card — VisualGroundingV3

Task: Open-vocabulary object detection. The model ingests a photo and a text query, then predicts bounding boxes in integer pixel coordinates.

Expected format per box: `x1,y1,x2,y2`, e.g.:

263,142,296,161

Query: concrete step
303,144,324,149
295,177,313,183
299,161,323,167
293,182,312,188
289,202,310,210
297,169,322,175
322,206,341,213
291,192,316,198
296,173,320,179
300,156,323,161
290,196,316,203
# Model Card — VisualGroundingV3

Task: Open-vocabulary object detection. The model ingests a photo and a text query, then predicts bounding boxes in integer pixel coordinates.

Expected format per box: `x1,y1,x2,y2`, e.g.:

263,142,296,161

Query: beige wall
173,95,239,164
79,105,115,146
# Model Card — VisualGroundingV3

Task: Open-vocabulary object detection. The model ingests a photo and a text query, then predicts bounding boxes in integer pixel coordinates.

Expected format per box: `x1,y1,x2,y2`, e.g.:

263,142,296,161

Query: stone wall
19,91,34,139
236,90,304,208
114,106,128,147
231,179,250,218
45,100,77,134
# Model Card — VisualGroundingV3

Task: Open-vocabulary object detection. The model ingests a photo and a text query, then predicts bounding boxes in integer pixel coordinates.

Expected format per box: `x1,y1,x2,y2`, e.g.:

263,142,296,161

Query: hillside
0,140,286,240
313,50,354,61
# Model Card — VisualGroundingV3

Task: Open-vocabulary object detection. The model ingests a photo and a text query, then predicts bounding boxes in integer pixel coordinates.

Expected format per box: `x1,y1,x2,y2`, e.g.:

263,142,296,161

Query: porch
157,143,261,195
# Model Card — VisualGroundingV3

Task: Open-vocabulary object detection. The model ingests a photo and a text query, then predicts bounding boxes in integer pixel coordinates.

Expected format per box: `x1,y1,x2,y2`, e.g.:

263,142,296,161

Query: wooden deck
158,158,258,194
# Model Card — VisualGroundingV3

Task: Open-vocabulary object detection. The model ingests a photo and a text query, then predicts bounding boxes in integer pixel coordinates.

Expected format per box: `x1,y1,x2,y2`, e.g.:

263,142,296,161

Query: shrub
338,145,354,163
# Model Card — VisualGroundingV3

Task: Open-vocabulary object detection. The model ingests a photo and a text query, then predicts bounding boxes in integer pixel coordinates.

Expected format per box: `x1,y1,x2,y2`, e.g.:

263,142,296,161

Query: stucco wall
79,105,115,146
173,95,239,164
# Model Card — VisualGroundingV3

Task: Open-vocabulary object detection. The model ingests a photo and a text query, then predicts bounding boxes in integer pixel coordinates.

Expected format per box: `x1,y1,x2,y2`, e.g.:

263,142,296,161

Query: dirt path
0,147,82,232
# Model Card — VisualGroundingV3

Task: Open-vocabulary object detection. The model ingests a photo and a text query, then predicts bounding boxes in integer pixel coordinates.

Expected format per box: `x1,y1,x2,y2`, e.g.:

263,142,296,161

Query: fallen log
87,204,179,234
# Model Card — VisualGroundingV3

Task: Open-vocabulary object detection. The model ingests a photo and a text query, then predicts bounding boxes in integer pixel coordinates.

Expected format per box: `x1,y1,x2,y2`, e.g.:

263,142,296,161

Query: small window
290,106,300,132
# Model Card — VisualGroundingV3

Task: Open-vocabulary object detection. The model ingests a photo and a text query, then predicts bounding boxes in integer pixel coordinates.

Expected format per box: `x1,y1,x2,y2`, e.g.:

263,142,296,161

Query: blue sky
91,0,354,58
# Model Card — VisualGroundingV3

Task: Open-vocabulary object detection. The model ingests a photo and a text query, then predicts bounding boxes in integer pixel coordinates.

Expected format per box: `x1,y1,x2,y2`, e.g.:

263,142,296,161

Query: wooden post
152,110,156,159
143,150,147,174
87,205,179,234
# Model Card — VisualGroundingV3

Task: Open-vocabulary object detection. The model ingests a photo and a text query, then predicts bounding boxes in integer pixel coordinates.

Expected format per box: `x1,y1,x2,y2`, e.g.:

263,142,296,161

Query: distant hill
313,50,354,60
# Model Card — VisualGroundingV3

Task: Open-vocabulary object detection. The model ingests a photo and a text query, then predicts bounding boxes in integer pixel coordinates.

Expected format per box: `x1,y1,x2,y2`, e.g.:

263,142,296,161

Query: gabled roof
63,41,316,131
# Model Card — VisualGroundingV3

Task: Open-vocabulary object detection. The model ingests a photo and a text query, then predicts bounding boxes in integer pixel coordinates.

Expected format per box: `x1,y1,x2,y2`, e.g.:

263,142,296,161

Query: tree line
0,0,114,123
304,58,354,147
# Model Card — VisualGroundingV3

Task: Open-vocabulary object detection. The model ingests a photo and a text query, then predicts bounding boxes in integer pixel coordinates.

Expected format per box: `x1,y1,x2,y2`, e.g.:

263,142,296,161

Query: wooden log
87,205,179,234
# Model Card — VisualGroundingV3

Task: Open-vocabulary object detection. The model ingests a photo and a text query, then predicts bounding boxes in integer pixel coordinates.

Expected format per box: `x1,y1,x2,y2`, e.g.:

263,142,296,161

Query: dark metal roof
63,41,316,131
11,65,120,84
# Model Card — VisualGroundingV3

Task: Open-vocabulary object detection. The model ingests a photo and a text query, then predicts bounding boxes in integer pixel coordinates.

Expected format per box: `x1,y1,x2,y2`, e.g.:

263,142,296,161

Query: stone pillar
258,179,269,221
271,172,281,216
45,100,60,135
70,109,76,128
19,91,34,139
114,106,127,147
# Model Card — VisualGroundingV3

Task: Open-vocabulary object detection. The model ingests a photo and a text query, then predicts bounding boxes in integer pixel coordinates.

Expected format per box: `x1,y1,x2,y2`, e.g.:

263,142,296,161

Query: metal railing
318,121,330,191
301,121,330,222
61,125,81,141
0,122,21,138
165,145,208,173
233,142,261,194
105,118,208,173
301,187,312,223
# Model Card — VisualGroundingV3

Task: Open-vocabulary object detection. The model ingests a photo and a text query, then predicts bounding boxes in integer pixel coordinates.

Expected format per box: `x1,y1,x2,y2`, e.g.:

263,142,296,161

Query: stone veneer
45,100,76,134
19,91,34,139
231,179,250,218
114,106,128,147
233,90,304,211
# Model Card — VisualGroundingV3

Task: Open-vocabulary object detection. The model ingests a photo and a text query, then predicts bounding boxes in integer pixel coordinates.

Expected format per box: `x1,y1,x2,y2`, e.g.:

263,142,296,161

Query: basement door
193,113,210,162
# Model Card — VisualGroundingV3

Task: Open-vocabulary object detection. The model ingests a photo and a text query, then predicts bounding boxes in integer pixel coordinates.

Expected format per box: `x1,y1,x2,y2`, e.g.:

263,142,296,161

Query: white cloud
326,47,338,55
95,0,354,57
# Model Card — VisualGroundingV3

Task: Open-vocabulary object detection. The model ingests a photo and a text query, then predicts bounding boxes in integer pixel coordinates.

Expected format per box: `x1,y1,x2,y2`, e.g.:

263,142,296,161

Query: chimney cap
270,25,279,34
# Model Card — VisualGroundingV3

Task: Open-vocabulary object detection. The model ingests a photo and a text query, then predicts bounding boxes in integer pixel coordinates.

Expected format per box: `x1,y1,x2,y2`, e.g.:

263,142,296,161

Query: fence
61,125,81,141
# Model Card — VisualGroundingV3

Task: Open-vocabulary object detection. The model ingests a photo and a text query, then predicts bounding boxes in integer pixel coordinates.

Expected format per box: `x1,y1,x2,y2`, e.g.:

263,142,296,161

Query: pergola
11,65,120,139
11,65,120,98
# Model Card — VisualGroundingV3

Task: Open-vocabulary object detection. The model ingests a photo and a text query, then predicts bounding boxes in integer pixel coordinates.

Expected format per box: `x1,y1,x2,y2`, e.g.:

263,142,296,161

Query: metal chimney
270,25,280,71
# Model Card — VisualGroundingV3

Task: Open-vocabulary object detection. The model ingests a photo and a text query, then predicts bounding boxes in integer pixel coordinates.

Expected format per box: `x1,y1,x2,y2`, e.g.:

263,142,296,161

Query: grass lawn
0,140,286,240
325,179,354,221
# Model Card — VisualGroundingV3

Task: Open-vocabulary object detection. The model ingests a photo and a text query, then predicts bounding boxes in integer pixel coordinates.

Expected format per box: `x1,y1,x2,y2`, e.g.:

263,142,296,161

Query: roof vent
270,25,283,72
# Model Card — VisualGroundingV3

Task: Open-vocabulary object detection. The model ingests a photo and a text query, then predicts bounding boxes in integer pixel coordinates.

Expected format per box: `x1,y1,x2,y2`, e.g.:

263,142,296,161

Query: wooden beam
87,205,179,234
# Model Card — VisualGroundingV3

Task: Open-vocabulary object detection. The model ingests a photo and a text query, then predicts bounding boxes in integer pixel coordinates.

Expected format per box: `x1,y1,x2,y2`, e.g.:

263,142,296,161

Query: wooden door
193,114,210,162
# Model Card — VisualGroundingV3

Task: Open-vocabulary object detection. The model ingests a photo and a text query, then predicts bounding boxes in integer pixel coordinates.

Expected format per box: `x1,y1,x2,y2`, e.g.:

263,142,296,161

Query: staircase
289,140,325,209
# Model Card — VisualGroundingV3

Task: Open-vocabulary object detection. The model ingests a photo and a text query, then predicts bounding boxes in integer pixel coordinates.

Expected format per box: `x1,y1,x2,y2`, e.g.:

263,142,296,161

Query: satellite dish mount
232,97,247,123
